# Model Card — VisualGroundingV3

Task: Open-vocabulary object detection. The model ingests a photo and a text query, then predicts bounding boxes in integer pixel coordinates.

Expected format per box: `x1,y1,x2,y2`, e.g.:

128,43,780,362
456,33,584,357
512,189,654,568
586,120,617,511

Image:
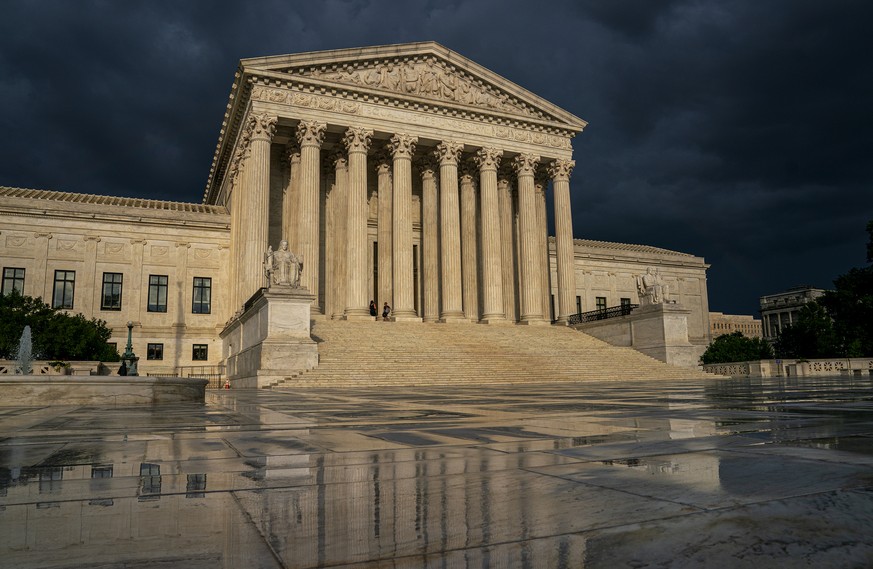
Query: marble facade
0,43,713,374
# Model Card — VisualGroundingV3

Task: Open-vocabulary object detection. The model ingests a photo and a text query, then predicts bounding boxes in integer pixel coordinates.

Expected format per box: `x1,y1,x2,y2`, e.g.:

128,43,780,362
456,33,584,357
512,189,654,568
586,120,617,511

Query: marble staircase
267,318,711,388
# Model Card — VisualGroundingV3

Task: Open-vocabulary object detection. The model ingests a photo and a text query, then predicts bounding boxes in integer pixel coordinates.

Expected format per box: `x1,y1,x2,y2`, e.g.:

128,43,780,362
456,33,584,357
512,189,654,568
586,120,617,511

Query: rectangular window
192,277,212,314
2,267,25,295
576,295,582,314
620,297,631,307
52,270,76,309
147,343,164,360
147,275,168,312
192,344,208,361
596,296,607,311
620,297,632,315
101,272,123,310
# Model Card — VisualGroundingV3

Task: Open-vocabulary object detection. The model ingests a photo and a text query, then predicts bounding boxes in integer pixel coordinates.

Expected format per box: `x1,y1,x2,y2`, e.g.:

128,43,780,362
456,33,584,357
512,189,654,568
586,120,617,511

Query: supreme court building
0,43,712,374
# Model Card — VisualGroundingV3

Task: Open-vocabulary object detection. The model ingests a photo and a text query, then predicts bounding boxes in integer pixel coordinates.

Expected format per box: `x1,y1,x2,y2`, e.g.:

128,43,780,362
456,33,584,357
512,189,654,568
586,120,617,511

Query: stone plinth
0,376,207,406
575,303,703,369
221,286,318,388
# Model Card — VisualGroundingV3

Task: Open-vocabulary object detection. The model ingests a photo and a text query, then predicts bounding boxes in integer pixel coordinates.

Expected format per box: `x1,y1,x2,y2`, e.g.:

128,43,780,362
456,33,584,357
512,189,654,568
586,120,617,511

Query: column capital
474,147,503,172
286,141,301,162
389,133,418,159
248,112,278,143
374,149,392,175
497,163,514,188
459,158,477,182
416,155,438,179
548,159,575,182
296,120,327,148
512,153,540,177
343,126,374,154
534,169,549,192
435,140,463,166
327,149,347,170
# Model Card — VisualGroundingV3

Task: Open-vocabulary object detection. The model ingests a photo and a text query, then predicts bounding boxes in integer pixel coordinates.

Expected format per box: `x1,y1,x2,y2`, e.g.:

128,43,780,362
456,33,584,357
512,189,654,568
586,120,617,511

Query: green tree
0,290,119,361
819,220,873,356
701,331,774,364
775,301,841,359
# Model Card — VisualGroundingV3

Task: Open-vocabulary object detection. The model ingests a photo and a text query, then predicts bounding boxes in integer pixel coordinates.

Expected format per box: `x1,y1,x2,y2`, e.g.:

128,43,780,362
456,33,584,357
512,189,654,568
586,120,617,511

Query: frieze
6,235,27,248
250,85,571,151
251,86,361,115
57,239,77,251
292,57,542,120
150,245,169,257
194,248,213,260
105,242,125,255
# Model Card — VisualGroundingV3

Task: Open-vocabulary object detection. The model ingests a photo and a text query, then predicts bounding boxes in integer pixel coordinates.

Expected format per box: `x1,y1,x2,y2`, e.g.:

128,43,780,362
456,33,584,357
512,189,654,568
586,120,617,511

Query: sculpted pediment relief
243,43,587,128
288,57,543,120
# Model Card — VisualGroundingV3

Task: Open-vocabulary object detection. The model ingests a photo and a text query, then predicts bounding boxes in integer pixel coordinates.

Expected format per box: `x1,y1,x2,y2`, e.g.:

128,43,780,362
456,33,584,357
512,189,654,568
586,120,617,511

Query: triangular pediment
241,42,587,130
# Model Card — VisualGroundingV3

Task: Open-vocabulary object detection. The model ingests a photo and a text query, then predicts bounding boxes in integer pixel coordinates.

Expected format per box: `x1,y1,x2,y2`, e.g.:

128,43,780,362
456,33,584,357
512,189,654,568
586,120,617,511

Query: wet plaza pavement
1,376,873,568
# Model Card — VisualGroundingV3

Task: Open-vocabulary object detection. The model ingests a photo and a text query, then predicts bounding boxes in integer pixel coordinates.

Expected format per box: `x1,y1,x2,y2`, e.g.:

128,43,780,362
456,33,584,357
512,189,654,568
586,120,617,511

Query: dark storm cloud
0,0,870,315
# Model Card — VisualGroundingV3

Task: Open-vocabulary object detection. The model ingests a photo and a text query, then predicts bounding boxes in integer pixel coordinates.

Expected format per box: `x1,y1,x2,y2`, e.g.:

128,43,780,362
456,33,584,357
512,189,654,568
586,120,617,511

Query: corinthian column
435,140,466,322
296,120,326,308
389,134,421,321
241,112,277,303
329,150,349,320
375,150,393,313
497,166,517,322
283,142,301,254
228,129,250,312
343,126,374,320
418,156,440,322
459,160,479,321
514,153,545,324
549,159,577,324
535,172,553,321
475,148,505,323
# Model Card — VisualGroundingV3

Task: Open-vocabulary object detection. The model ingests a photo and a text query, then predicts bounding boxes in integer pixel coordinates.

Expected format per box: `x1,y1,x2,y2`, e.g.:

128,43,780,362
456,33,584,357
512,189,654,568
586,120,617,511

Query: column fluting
548,159,577,324
535,173,552,321
475,148,506,323
283,142,301,253
296,120,326,308
330,151,349,320
513,153,545,324
459,160,480,321
497,166,517,322
418,156,440,323
241,112,277,304
375,150,393,314
389,134,420,320
435,140,466,322
343,126,374,320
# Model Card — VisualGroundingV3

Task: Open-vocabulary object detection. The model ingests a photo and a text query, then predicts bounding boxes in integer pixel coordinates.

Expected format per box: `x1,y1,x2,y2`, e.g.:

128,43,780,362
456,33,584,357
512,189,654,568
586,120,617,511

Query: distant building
709,312,762,339
759,286,828,342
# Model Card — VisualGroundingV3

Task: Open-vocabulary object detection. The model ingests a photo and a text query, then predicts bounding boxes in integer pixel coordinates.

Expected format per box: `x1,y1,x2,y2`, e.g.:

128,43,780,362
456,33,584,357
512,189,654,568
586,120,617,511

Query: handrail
567,304,639,325
174,364,226,388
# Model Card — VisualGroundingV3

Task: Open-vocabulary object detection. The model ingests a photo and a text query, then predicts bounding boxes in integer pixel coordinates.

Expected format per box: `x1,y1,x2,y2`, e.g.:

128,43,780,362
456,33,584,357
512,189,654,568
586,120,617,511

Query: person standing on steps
369,300,377,319
382,302,391,321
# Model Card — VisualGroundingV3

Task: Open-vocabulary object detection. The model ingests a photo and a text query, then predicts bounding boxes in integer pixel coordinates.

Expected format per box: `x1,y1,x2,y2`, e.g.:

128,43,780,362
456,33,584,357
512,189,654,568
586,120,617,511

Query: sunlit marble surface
2,376,873,568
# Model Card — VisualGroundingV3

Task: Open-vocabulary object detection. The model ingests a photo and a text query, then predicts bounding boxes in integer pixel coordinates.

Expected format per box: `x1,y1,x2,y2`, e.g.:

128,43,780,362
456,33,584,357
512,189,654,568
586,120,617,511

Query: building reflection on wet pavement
2,376,873,568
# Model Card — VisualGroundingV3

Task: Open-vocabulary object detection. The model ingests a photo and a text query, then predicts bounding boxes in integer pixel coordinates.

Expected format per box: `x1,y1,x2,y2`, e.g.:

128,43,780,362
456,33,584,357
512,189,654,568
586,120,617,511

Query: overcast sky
1,0,870,315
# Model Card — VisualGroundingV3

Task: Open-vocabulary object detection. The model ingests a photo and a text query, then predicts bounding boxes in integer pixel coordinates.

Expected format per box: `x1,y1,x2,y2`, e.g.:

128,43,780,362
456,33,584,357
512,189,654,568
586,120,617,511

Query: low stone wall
703,358,873,378
0,376,207,406
0,360,107,376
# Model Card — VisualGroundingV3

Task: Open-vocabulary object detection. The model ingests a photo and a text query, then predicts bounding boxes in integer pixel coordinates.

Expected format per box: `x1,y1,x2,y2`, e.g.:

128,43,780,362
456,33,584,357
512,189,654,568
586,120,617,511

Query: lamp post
121,321,139,376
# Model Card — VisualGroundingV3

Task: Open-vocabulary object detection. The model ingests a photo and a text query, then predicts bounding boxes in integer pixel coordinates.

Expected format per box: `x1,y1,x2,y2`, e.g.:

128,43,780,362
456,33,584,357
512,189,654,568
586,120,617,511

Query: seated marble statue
636,267,670,306
264,240,303,288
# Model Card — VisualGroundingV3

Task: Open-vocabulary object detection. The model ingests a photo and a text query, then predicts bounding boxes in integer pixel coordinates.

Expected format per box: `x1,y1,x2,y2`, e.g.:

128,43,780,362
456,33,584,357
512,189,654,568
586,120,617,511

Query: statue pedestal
574,303,701,369
630,303,698,368
220,286,318,388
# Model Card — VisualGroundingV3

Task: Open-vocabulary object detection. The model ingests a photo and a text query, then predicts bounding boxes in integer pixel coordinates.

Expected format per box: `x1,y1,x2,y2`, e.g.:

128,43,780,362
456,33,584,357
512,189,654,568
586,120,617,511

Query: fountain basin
0,376,207,406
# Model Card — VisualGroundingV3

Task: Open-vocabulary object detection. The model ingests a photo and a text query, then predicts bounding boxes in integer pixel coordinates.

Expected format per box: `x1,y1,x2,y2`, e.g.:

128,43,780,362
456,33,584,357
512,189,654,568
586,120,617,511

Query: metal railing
174,365,226,389
567,304,639,325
